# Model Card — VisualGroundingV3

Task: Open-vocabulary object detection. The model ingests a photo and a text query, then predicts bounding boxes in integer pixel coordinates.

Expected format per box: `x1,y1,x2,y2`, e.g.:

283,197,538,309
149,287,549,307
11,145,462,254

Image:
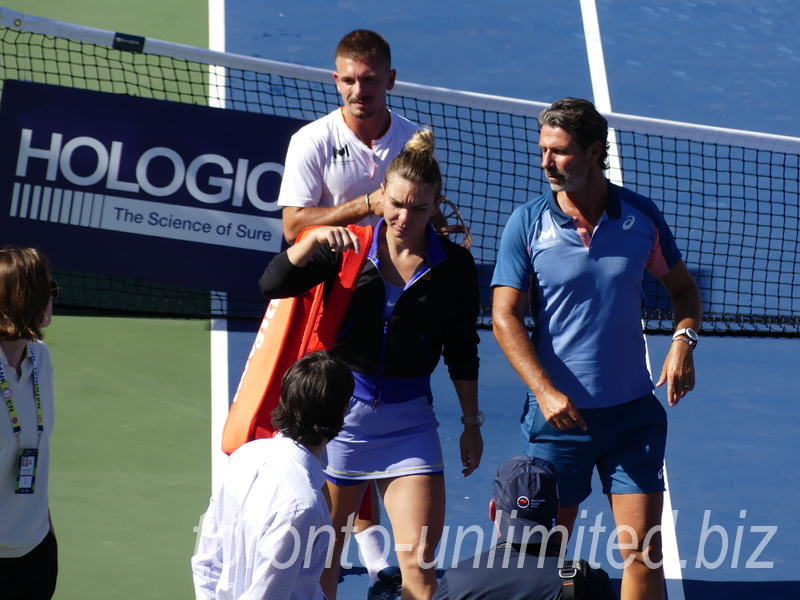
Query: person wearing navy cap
432,457,616,600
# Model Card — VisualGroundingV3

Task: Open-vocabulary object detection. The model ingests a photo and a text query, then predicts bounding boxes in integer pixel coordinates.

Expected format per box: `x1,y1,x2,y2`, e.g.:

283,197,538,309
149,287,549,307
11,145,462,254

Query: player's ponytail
403,128,435,154
384,128,442,198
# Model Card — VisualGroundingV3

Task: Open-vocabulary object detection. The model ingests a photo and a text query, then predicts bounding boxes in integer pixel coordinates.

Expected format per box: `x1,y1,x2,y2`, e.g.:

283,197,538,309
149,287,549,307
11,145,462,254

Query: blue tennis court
218,330,799,599
216,2,800,598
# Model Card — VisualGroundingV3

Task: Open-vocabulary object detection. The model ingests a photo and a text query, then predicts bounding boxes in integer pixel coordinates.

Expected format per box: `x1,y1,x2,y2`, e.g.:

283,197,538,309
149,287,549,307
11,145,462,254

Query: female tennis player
0,247,58,599
260,129,483,600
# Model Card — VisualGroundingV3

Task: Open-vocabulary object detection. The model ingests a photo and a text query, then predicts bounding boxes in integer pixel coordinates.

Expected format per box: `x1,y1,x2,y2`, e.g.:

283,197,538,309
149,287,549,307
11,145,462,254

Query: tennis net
1,8,798,335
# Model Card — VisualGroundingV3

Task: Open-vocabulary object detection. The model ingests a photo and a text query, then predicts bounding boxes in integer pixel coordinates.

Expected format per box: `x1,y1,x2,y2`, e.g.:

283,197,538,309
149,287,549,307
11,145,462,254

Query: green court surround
46,316,211,600
3,1,207,47
2,3,209,597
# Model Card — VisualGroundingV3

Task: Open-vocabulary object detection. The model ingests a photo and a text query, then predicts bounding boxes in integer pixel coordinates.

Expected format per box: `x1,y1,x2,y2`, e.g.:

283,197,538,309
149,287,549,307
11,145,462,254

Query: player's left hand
312,226,362,254
459,425,483,477
656,341,696,407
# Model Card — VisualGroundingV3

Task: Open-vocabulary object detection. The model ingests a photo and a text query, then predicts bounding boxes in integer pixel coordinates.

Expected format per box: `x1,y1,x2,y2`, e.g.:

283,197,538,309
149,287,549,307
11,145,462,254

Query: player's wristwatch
461,411,484,427
672,327,698,348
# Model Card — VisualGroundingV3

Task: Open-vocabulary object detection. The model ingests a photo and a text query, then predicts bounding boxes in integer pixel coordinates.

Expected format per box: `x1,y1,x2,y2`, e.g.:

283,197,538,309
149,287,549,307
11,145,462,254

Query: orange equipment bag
220,225,372,455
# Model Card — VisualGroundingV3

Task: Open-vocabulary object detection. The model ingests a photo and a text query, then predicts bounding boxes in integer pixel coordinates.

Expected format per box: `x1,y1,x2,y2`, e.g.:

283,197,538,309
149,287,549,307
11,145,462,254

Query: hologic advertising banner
0,80,308,296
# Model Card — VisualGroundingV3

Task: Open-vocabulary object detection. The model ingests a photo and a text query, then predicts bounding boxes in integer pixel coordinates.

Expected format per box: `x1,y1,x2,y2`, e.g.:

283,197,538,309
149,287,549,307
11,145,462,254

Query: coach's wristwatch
672,327,698,348
461,411,484,427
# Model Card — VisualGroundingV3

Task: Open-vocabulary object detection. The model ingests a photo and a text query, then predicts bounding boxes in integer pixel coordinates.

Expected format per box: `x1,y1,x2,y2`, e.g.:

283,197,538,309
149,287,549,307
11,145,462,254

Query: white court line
645,334,685,597
208,0,227,108
661,465,687,599
208,0,225,52
643,326,685,599
210,316,229,494
579,0,611,113
582,0,685,595
579,0,624,187
210,290,230,493
208,0,229,494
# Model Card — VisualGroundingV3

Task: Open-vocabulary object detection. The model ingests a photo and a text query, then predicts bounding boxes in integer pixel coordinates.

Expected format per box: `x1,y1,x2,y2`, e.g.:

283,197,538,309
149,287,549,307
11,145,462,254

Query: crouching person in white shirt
192,351,354,600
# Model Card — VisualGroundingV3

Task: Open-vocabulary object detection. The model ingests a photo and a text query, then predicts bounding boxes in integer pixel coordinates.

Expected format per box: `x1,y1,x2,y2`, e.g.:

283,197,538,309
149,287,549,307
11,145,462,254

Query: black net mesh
2,23,798,335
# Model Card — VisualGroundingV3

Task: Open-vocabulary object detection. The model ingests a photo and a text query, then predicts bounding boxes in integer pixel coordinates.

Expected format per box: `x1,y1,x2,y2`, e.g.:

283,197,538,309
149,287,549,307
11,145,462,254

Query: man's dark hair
335,29,391,69
271,350,354,446
538,97,609,170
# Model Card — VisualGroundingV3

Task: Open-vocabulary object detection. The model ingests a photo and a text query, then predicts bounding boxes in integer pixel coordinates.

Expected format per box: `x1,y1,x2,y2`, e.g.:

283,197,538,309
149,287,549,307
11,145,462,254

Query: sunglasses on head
50,280,60,299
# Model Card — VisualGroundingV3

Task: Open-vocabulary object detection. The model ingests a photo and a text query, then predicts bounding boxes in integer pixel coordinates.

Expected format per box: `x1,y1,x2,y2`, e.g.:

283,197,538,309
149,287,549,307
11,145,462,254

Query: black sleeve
258,244,338,299
442,244,481,381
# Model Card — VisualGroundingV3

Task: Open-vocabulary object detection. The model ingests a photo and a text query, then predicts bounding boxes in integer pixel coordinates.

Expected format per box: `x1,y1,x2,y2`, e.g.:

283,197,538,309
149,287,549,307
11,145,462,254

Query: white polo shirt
277,108,420,227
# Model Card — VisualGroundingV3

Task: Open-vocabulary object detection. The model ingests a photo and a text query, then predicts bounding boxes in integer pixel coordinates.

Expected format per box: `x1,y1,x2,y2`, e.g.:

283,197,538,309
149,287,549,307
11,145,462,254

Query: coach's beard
546,168,588,193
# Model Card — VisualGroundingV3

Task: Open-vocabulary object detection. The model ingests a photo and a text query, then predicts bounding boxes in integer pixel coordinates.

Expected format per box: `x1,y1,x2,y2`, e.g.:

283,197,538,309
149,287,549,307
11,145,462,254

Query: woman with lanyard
0,247,58,599
260,129,483,600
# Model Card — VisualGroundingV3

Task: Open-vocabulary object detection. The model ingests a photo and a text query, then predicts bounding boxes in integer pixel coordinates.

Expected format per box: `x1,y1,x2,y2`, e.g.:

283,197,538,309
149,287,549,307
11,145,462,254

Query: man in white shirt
192,351,354,600
278,29,419,243
277,29,415,599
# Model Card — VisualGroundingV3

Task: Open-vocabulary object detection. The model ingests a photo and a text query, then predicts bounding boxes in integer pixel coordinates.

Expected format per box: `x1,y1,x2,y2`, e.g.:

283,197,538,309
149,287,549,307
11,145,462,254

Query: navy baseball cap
493,456,559,544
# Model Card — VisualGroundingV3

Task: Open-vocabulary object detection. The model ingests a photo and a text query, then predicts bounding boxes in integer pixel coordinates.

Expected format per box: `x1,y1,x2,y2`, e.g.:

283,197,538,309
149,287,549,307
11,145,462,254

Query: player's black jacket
259,226,480,384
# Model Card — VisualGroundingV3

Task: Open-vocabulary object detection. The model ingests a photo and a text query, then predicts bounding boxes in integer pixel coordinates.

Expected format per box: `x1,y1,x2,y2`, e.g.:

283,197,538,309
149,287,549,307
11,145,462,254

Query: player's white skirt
323,395,444,482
